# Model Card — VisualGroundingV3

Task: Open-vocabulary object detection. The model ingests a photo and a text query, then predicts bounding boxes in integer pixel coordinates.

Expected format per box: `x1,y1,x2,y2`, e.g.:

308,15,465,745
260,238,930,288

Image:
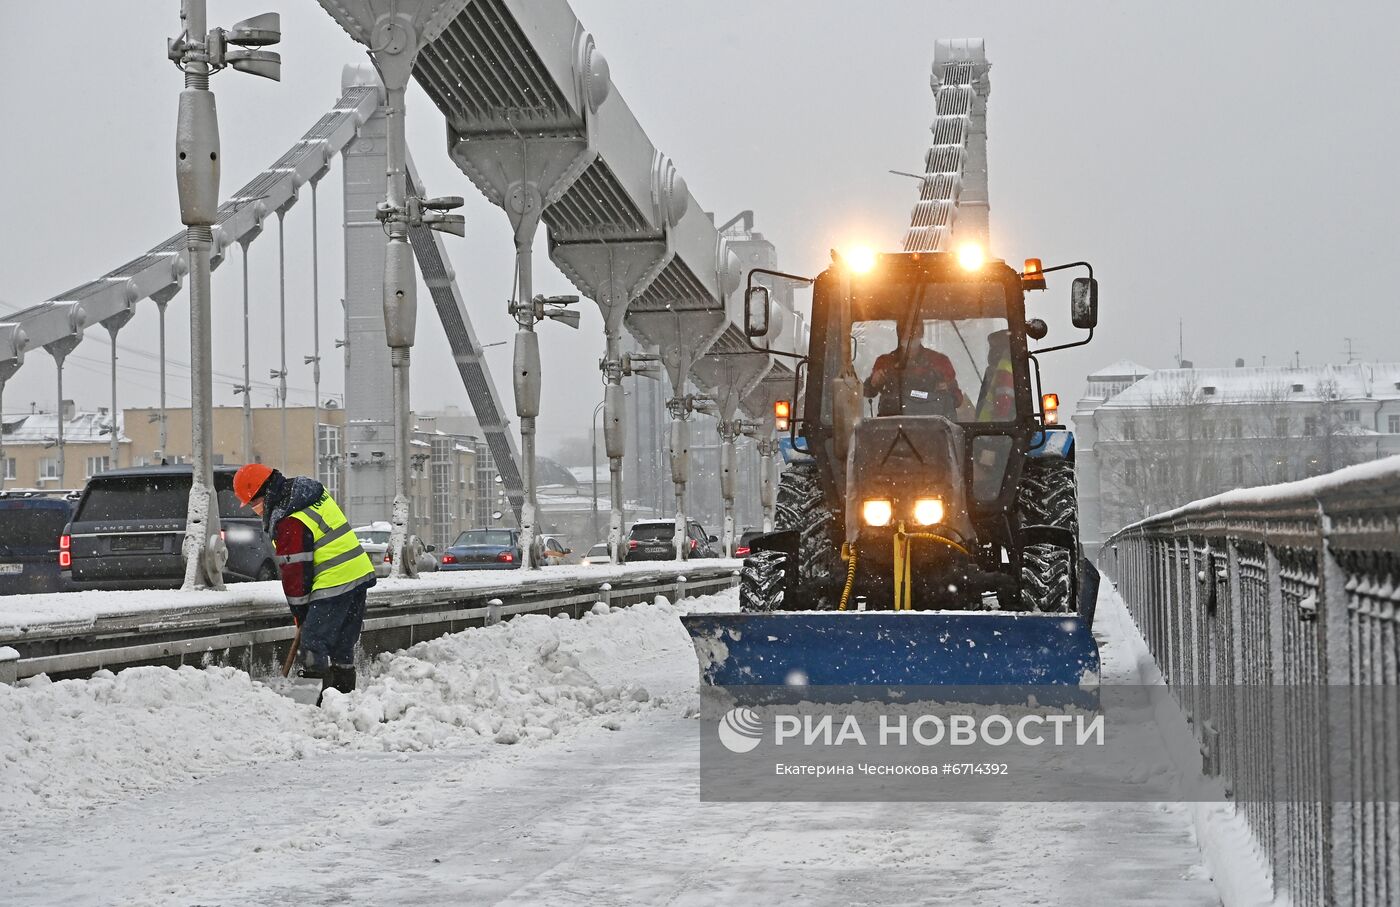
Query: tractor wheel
739,550,787,613
1016,456,1079,612
774,461,836,607
1020,544,1073,612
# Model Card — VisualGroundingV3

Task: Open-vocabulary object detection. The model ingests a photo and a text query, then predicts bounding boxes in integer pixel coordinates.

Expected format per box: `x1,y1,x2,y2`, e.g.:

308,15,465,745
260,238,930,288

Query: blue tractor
683,249,1101,692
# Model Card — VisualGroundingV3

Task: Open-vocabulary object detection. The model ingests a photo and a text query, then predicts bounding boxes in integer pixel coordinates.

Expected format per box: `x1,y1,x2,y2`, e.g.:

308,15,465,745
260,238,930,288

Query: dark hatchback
66,466,278,590
439,528,522,570
626,519,720,561
0,491,78,595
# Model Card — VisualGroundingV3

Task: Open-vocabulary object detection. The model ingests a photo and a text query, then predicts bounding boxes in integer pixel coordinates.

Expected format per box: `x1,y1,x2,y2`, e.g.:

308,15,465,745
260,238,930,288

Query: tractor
682,248,1103,690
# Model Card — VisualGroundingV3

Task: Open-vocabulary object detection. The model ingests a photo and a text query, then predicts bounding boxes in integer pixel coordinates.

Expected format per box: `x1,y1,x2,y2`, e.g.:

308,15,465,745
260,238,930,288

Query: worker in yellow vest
976,329,1016,422
234,464,376,702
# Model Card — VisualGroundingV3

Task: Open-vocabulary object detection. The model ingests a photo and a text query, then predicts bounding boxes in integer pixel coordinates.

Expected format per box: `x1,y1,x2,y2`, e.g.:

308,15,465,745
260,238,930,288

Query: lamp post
590,399,604,541
168,0,281,590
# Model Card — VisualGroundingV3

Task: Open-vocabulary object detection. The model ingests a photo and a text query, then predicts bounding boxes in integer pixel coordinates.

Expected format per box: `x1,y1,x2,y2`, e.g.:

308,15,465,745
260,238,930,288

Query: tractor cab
807,252,1037,541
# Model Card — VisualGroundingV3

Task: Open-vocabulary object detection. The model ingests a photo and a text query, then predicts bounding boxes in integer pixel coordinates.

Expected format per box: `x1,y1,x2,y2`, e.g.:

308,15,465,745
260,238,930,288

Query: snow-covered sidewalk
2,586,1234,906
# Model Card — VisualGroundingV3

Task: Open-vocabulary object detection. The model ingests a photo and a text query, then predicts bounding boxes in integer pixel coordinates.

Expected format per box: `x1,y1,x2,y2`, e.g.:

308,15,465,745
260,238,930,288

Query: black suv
626,518,720,561
0,490,79,595
65,466,278,590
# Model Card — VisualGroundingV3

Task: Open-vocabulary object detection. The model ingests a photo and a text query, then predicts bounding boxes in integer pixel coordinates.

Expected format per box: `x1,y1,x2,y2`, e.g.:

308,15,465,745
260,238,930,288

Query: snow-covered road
2,587,1230,906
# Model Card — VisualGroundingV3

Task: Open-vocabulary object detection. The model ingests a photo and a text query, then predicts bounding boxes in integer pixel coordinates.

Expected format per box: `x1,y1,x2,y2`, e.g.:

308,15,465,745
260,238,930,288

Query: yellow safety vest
976,358,1016,422
283,493,375,605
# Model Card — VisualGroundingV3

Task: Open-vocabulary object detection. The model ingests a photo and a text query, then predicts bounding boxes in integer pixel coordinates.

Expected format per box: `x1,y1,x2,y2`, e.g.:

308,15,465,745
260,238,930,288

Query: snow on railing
1101,455,1400,907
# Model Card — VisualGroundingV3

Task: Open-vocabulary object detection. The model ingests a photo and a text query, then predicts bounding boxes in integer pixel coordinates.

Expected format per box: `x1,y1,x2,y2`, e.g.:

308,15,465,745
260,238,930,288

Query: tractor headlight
912,498,945,526
861,499,893,527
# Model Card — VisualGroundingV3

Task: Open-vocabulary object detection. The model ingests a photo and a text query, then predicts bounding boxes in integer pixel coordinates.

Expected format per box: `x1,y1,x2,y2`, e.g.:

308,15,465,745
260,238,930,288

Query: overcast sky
3,1,1397,453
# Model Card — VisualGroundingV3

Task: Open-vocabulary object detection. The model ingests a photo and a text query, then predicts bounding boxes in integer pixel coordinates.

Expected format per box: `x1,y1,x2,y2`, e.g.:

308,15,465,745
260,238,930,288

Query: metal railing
1101,457,1400,907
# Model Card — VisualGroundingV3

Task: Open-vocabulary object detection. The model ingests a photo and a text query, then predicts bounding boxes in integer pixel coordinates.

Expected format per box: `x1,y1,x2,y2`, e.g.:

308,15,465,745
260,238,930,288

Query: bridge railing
1100,456,1400,907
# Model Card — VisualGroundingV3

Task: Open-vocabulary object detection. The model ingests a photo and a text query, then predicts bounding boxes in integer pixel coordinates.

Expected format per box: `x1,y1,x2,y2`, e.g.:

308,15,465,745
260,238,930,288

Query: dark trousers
299,584,370,669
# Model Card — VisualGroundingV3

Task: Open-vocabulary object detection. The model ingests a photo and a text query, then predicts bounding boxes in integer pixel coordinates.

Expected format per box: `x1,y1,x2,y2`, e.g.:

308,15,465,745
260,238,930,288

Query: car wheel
256,561,278,582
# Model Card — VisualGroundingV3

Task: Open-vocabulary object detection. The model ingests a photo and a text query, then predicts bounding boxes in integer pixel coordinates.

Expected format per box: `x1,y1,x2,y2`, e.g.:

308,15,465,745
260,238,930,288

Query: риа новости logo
717,706,763,753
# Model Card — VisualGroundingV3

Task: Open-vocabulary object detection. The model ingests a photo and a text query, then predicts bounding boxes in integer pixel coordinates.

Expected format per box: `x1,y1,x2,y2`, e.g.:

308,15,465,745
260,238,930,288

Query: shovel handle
281,625,302,677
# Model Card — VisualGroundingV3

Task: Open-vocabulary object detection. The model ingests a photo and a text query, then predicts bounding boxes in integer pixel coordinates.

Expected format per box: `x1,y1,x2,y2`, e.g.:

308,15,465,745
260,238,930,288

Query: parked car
580,542,612,565
734,529,765,557
65,466,277,590
0,490,79,595
626,518,720,561
354,521,439,577
439,528,521,570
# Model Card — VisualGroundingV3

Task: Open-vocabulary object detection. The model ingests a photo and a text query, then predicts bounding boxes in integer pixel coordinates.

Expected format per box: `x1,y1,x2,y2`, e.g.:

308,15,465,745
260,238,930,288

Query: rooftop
1098,363,1400,409
1,411,128,444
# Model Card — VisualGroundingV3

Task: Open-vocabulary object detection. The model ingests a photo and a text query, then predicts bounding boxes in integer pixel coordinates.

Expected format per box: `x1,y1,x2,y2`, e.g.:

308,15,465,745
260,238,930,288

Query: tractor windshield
849,280,1016,422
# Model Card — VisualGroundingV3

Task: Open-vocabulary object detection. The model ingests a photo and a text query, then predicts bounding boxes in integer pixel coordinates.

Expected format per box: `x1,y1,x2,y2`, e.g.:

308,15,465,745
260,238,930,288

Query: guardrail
1100,457,1400,907
1,563,739,683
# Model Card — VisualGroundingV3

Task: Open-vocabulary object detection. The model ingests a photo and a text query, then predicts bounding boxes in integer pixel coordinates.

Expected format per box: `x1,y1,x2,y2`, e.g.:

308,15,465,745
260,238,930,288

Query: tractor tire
1016,456,1079,612
739,550,787,612
773,461,837,607
1020,543,1073,612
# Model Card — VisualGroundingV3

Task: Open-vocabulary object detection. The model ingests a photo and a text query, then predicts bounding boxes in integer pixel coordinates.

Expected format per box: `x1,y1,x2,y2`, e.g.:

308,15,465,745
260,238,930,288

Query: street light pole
591,399,604,542
307,176,322,473
239,237,253,463
168,1,281,590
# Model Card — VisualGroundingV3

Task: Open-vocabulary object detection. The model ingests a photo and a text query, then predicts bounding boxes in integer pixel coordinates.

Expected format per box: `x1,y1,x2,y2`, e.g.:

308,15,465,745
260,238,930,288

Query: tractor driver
863,322,966,417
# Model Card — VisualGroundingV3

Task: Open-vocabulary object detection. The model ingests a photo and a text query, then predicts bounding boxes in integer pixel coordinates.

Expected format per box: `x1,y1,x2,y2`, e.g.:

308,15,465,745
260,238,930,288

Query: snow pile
0,665,334,815
319,598,694,749
0,592,732,817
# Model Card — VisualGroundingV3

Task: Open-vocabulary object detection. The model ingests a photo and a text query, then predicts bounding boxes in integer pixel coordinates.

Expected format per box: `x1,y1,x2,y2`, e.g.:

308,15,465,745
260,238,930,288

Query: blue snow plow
682,610,1098,689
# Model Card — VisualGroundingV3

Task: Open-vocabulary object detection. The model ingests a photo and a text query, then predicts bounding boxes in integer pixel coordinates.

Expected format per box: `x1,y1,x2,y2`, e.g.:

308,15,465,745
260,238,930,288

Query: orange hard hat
234,463,275,505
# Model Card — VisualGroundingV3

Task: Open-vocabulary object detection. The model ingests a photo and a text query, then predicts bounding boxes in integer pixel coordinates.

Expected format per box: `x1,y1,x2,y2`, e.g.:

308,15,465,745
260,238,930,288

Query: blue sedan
439,529,522,570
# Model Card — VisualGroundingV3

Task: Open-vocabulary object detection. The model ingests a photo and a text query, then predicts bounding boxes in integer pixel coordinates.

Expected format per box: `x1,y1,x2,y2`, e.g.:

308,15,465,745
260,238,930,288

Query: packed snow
0,583,1262,905
1,594,711,816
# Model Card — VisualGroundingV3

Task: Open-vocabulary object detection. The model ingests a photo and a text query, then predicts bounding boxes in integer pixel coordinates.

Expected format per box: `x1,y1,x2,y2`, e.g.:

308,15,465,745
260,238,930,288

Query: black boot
315,675,333,708
332,665,357,695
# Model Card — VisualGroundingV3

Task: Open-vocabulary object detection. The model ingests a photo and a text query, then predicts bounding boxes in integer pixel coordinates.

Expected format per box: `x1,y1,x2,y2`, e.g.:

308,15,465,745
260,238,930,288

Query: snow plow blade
681,612,1099,695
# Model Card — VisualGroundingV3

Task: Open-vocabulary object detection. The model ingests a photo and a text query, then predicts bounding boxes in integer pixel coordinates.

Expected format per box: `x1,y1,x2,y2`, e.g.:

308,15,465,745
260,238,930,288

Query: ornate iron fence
1101,458,1400,907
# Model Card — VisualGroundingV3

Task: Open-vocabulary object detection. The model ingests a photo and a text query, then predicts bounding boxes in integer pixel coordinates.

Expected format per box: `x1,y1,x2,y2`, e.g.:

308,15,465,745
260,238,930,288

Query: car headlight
861,499,893,527
912,498,945,526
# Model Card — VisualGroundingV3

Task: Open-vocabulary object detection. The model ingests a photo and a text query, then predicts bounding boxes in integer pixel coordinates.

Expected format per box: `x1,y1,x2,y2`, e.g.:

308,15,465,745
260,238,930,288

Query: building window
1153,460,1171,485
1231,457,1244,485
317,423,342,501
1343,409,1360,424
1200,420,1215,439
1275,417,1289,437
1303,416,1317,436
1389,414,1400,434
1229,418,1243,439
1154,420,1170,439
1123,458,1137,486
85,456,110,478
1121,420,1136,441
2,457,14,480
1201,459,1216,487
39,457,61,480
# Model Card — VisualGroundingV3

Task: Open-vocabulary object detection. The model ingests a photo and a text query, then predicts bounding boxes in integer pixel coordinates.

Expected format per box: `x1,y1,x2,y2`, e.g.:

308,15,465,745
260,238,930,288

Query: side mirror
425,544,436,553
744,286,771,338
1071,278,1098,329
708,534,718,543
